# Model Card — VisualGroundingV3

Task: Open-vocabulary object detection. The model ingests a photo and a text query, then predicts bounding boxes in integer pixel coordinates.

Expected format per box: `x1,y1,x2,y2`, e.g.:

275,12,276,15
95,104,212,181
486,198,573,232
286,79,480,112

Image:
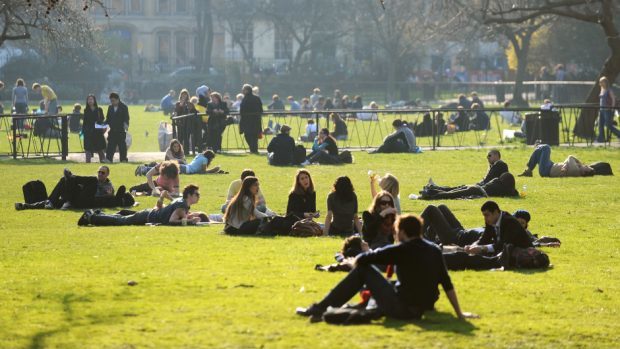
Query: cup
181,217,187,226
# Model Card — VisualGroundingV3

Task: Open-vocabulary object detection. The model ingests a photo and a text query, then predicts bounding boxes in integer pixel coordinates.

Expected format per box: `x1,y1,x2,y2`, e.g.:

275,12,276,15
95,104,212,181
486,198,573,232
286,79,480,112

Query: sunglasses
98,171,107,175
379,200,392,205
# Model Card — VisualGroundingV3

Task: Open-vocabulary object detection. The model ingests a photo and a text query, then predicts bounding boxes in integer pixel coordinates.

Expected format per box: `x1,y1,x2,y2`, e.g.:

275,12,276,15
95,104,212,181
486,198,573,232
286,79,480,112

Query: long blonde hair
379,174,399,198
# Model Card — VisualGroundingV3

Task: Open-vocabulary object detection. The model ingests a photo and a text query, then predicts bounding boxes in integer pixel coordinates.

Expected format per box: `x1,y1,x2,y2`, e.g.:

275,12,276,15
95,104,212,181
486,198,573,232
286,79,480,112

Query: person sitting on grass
370,120,417,154
296,214,477,322
417,172,518,200
324,176,362,236
370,173,401,214
518,144,595,178
286,170,318,219
221,169,271,214
362,191,397,249
78,185,201,226
130,161,180,198
441,201,534,271
315,235,370,273
15,166,133,210
331,113,348,140
223,176,275,235
267,125,296,166
302,128,340,165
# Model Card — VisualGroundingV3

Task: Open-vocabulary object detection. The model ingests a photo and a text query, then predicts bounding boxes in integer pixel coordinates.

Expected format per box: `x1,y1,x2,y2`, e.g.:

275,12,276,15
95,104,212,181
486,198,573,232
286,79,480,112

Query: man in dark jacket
105,92,130,162
478,149,508,185
267,125,295,165
420,173,518,200
239,84,263,154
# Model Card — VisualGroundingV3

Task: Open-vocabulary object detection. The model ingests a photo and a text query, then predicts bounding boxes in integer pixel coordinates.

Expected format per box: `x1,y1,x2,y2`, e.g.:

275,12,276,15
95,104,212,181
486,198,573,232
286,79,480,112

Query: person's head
210,91,222,104
319,128,330,141
307,119,315,125
487,149,501,165
498,172,516,191
395,214,424,242
272,94,280,101
201,150,216,167
318,96,325,104
481,200,501,226
513,209,531,230
471,103,480,110
354,95,362,103
302,97,310,105
599,76,610,89
97,165,110,182
32,83,41,92
471,91,479,98
73,103,82,112
330,113,342,122
580,165,595,177
16,78,25,87
292,169,314,195
369,101,378,109
57,106,63,113
159,161,180,179
169,89,176,97
503,100,512,108
313,87,320,94
190,96,199,105
168,139,183,155
182,184,200,204
178,89,190,102
369,190,395,214
240,169,256,180
287,96,295,103
109,92,120,106
242,84,253,95
86,94,98,108
280,124,291,135
334,89,342,97
252,86,260,95
392,119,403,129
379,173,399,197
332,176,354,201
236,93,244,101
341,235,369,257
224,176,259,221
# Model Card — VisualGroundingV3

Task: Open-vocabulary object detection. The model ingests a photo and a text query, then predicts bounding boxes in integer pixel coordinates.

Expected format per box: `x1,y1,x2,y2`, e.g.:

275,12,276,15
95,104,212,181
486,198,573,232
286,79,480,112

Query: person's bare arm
370,176,378,199
354,214,362,233
324,211,333,235
146,167,159,193
168,208,199,224
445,289,478,320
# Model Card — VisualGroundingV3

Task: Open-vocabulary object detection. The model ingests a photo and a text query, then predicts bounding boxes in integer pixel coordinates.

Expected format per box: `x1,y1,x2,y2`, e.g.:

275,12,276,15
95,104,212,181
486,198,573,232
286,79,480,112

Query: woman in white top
224,176,274,235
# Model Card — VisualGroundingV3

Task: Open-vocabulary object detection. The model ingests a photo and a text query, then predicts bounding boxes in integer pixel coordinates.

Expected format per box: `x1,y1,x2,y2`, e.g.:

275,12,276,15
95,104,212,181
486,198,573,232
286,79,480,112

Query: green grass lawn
1,148,620,348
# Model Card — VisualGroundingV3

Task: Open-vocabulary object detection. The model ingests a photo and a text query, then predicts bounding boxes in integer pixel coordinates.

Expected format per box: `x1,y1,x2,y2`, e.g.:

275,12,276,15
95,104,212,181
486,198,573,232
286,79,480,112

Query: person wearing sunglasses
16,166,133,210
78,184,201,226
361,191,398,249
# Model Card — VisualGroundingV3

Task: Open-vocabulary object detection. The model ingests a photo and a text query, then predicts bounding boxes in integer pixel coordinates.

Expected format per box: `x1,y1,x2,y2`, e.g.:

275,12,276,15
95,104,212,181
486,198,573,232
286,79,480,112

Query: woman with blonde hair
370,173,401,213
596,76,619,142
362,191,397,249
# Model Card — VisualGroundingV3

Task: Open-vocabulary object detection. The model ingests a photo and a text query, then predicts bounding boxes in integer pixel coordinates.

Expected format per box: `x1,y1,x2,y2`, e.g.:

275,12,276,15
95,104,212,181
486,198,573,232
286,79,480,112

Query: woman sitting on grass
370,173,401,214
286,170,318,219
324,176,362,236
362,191,397,249
134,139,186,176
224,176,275,235
302,128,340,165
130,161,180,198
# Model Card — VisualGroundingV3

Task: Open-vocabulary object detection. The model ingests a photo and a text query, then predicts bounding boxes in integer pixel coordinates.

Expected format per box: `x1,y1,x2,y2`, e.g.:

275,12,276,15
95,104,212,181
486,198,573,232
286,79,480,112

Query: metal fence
1,114,69,159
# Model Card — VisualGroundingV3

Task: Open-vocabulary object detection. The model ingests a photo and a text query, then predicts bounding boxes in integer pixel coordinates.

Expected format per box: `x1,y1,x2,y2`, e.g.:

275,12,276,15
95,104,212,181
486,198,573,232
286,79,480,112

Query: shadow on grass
383,311,477,335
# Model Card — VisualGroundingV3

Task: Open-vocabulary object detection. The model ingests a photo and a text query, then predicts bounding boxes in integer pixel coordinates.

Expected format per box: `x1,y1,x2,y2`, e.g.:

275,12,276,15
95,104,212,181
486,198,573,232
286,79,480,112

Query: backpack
338,150,353,164
589,162,613,176
257,215,298,236
294,145,307,165
290,218,323,237
22,180,47,204
502,244,550,269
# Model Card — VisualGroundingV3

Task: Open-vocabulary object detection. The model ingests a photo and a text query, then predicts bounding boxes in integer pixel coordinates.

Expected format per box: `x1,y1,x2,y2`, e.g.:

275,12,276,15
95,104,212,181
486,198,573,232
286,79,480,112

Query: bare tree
0,0,105,50
195,0,214,73
212,0,261,69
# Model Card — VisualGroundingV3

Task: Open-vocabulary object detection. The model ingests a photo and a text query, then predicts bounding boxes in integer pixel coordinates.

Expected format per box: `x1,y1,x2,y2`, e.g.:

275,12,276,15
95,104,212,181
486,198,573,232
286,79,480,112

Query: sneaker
134,165,142,176
518,169,533,177
408,194,419,200
296,304,326,318
428,177,435,186
61,202,72,210
44,200,54,209
15,203,25,211
63,168,73,179
77,210,94,226
301,160,311,166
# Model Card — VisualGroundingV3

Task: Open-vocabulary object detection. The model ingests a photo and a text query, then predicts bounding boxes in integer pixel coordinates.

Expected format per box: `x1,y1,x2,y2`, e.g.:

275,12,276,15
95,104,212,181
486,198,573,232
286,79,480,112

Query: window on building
158,0,170,14
175,33,189,65
157,32,171,64
232,21,254,60
176,0,189,14
128,0,142,14
110,0,125,15
274,26,292,60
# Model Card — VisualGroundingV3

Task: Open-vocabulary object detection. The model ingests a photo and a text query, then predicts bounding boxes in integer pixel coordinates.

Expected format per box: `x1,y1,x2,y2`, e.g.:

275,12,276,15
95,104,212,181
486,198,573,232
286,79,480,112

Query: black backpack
338,150,353,164
22,180,48,204
294,145,306,165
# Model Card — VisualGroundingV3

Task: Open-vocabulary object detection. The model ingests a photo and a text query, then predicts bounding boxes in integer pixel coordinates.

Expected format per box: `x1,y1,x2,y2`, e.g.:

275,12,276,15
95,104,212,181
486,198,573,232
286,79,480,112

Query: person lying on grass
78,184,201,226
415,172,519,200
135,150,224,176
130,160,180,198
296,214,477,322
518,144,595,177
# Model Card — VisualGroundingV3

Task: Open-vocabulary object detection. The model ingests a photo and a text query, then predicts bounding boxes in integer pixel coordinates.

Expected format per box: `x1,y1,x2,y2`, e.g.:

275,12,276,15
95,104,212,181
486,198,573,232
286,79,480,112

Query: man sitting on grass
78,184,201,226
296,214,477,322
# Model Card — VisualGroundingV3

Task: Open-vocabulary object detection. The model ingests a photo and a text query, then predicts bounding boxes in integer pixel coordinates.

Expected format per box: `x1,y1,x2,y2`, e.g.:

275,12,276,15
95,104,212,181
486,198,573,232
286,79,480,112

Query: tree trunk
195,0,213,73
511,32,532,107
387,57,397,103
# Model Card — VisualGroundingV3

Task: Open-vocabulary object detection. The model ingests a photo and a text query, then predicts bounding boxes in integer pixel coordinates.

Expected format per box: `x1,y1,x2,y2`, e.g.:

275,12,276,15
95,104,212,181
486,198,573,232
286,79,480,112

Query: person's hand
191,216,201,224
160,190,169,198
152,188,161,196
458,312,479,320
380,207,397,217
464,245,483,255
341,257,356,269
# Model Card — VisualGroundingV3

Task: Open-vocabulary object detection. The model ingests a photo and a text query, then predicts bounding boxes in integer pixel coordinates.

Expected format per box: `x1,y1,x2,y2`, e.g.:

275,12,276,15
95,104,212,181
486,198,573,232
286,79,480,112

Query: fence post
315,112,320,132
61,115,68,161
172,118,177,139
12,116,17,159
431,110,437,150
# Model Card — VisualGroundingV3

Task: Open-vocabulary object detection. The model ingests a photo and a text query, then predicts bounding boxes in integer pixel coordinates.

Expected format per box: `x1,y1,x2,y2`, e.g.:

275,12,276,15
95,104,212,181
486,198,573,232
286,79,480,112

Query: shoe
77,210,94,226
301,160,310,166
134,165,142,176
44,200,54,209
63,168,72,179
295,303,326,318
15,203,25,211
428,177,435,186
518,169,533,177
61,202,72,210
408,194,419,200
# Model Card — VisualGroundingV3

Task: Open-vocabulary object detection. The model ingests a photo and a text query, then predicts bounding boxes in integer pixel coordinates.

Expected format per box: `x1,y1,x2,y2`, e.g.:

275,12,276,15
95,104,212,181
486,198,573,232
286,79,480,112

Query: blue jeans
597,109,620,142
316,264,420,319
527,144,554,177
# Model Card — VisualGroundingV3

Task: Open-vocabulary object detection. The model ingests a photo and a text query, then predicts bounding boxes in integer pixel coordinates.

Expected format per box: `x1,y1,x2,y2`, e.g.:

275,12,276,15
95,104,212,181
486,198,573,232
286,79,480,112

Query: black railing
1,114,69,159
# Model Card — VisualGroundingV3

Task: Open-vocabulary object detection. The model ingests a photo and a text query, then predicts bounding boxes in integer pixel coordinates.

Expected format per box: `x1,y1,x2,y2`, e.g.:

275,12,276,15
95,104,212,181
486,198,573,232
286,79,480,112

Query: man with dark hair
296,214,476,322
418,172,518,200
105,92,130,162
478,149,508,185
239,84,263,154
78,184,201,226
267,125,295,165
370,119,417,154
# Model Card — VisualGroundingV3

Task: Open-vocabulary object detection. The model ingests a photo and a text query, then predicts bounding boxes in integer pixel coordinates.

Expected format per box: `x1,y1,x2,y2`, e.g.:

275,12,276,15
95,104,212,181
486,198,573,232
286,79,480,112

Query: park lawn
1,148,619,348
